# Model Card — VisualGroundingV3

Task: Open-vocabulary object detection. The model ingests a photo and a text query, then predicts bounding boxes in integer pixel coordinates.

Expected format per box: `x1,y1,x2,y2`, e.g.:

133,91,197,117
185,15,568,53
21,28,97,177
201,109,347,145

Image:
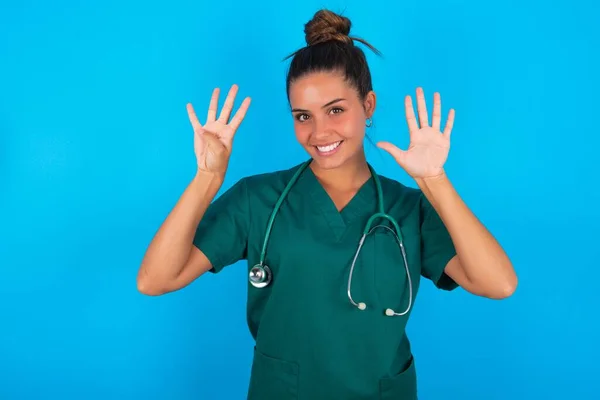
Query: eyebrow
291,98,346,112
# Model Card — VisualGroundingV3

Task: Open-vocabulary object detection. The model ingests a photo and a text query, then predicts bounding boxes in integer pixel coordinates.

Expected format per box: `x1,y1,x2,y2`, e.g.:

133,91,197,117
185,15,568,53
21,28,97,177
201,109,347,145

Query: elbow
136,270,168,296
137,280,163,296
483,257,518,299
491,282,517,299
466,267,518,300
488,274,518,300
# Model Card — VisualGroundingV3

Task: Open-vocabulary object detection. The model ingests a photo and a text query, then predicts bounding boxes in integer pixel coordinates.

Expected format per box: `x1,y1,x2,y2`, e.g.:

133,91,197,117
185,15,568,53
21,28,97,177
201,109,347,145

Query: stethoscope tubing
248,159,413,317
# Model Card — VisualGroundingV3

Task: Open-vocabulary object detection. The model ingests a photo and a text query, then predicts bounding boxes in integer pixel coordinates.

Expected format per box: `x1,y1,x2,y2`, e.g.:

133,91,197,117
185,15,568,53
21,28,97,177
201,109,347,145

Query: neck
310,152,371,191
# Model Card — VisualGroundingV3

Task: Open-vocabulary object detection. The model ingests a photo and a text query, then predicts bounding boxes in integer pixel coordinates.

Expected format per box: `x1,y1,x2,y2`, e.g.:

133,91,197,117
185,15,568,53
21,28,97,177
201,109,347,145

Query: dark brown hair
285,9,381,103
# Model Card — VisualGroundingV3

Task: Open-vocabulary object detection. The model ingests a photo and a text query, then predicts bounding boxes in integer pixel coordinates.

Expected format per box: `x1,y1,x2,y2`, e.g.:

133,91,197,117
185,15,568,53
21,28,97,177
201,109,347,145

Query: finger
228,97,252,132
376,141,407,166
404,96,419,134
207,88,220,122
432,92,441,131
416,87,429,128
443,109,455,138
186,103,203,132
218,84,239,123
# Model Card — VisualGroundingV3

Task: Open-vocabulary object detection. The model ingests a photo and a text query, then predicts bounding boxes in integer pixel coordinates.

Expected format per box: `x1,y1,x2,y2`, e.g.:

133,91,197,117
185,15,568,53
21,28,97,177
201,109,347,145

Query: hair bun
304,9,352,47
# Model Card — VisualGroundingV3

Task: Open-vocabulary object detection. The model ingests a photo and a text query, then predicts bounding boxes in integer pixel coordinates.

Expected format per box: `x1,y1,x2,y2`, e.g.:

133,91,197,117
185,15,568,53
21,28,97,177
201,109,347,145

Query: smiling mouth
314,140,343,153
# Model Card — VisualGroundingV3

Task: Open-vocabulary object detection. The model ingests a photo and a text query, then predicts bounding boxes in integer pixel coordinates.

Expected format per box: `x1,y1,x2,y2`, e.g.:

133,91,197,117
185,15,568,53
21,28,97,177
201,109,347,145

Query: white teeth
316,141,341,153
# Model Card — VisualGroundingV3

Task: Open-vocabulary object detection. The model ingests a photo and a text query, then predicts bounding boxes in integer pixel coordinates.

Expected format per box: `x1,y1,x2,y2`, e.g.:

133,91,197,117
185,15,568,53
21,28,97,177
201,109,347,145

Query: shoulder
232,162,305,197
375,173,433,221
377,173,422,204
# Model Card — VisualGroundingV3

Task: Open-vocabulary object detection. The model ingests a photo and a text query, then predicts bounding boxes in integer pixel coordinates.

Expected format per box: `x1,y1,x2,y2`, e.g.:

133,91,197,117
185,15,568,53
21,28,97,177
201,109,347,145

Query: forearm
416,172,517,296
138,170,223,286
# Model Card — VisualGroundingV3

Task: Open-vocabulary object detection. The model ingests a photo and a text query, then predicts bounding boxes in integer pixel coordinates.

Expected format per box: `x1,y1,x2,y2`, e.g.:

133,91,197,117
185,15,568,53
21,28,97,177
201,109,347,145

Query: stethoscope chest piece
249,264,272,288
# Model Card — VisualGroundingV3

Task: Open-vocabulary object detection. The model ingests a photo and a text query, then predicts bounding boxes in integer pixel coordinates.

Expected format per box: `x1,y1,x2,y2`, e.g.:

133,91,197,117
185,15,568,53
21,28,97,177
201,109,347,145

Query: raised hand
186,84,251,175
377,87,455,180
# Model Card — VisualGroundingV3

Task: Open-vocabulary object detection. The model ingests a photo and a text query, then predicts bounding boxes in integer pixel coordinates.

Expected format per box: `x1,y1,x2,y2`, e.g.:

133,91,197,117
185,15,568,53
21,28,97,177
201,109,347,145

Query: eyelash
296,107,344,122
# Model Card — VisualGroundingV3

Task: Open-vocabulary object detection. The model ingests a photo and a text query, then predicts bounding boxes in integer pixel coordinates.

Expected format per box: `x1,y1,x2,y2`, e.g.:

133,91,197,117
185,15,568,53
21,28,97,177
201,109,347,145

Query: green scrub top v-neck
193,161,458,400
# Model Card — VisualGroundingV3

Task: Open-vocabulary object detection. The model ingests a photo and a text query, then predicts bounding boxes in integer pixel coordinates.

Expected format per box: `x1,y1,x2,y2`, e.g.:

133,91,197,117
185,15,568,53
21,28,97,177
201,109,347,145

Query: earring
366,118,373,127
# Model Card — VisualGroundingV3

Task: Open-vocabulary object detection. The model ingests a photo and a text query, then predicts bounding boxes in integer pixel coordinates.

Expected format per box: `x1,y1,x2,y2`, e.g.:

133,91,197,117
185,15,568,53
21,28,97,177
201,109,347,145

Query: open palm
377,88,455,179
187,84,251,175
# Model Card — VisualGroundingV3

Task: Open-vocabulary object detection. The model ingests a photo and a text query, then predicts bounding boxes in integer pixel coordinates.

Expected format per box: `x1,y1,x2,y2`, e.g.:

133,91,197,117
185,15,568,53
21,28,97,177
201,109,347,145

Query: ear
363,91,377,118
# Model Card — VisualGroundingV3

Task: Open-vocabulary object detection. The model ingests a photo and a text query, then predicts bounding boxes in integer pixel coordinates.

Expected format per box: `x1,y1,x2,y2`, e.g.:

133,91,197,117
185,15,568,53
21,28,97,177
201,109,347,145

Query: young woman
137,9,517,400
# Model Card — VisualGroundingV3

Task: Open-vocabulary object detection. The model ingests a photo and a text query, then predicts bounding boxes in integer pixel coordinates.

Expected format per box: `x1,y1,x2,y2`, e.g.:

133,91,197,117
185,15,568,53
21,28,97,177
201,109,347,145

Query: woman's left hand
377,87,455,180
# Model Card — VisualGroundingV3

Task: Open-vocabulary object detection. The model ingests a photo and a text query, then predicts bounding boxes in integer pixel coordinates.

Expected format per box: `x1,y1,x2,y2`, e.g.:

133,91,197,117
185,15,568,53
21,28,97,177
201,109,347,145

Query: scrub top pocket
247,347,300,400
379,355,418,400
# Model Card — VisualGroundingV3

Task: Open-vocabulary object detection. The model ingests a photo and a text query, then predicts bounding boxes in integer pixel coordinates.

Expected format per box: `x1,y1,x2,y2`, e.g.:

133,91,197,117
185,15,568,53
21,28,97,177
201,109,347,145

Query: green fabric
193,161,458,399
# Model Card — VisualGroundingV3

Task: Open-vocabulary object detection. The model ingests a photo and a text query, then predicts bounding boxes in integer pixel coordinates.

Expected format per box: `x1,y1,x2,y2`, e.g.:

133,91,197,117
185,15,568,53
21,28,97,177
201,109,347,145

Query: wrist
193,169,225,194
415,171,453,211
416,170,449,190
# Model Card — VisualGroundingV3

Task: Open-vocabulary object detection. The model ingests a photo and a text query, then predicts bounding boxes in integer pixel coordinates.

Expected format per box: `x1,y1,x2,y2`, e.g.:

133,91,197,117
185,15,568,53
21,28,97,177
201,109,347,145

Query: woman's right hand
186,84,251,176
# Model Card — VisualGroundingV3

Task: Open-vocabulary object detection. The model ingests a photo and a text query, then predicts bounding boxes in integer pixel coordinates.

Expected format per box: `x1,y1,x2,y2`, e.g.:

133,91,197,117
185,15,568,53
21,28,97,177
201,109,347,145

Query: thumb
377,141,407,166
204,131,229,156
194,126,206,146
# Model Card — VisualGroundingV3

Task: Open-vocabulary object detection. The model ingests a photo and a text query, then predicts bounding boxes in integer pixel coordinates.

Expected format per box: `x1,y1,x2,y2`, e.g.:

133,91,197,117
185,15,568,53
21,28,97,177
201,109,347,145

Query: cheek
337,114,365,139
293,122,312,144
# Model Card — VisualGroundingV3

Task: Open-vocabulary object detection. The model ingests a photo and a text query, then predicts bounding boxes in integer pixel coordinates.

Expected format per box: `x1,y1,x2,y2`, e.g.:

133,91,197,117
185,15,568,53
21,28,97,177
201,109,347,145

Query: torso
242,161,426,400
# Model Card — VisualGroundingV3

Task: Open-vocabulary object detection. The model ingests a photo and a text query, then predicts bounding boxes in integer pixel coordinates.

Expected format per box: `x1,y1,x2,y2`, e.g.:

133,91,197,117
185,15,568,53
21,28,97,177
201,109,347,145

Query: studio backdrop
1,0,598,399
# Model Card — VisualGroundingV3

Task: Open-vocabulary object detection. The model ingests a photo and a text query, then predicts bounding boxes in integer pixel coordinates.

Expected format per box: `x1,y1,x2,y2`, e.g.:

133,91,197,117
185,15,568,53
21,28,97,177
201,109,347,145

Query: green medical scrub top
193,161,458,400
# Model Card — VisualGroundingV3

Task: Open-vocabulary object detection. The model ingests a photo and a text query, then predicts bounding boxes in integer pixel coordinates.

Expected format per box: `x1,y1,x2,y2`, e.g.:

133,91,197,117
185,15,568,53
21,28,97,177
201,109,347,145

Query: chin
311,157,346,170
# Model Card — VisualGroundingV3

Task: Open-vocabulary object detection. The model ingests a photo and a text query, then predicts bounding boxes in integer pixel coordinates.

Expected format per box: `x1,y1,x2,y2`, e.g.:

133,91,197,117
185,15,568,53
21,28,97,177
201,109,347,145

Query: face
288,71,376,170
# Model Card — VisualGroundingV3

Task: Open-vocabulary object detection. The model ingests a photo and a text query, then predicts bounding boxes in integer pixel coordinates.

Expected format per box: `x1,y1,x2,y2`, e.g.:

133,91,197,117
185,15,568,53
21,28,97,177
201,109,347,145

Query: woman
137,9,517,400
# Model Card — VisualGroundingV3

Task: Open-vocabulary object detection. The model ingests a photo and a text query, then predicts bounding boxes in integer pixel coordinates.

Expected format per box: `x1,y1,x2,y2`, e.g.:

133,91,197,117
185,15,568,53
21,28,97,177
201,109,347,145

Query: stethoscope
248,160,413,317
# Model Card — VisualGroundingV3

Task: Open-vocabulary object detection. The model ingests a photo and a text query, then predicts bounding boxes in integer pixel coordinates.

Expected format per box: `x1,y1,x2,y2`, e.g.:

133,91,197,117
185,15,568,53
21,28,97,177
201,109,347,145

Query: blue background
1,0,599,399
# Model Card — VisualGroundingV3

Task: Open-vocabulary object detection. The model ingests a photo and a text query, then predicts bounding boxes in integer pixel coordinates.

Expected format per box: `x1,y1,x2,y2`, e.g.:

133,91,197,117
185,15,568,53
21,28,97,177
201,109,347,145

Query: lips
313,140,343,156
316,141,342,152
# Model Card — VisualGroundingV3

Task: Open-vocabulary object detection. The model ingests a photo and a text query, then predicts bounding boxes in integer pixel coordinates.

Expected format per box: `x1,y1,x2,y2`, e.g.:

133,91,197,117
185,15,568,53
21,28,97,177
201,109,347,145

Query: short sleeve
420,194,458,291
192,177,250,274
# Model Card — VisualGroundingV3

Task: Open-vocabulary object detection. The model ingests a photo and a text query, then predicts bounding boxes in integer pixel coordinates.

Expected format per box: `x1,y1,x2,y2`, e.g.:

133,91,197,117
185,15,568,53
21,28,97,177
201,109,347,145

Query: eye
329,107,344,115
295,113,310,122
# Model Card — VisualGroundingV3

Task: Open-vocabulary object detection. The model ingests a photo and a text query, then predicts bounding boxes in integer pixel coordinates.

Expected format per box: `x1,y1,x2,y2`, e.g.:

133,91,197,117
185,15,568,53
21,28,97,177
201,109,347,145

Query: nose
311,115,333,139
